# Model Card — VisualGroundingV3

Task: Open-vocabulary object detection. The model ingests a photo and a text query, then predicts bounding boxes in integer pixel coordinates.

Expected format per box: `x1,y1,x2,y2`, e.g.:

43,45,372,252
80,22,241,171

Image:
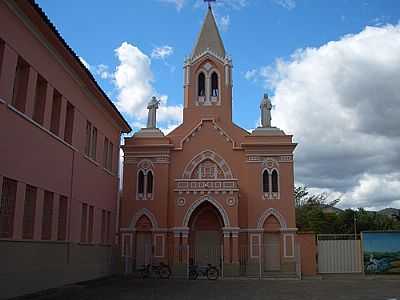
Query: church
120,7,298,277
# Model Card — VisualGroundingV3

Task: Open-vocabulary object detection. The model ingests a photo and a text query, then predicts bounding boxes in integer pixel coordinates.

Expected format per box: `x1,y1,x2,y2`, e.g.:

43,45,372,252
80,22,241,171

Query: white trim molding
182,195,230,227
129,208,159,229
121,232,133,257
249,233,261,258
153,233,165,258
182,149,233,179
177,119,240,150
171,227,190,238
257,208,288,229
222,227,240,238
283,233,295,258
136,159,154,200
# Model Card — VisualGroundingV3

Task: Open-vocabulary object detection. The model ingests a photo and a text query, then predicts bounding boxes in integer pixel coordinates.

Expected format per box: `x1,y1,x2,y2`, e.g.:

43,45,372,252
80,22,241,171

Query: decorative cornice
247,155,293,163
124,155,170,165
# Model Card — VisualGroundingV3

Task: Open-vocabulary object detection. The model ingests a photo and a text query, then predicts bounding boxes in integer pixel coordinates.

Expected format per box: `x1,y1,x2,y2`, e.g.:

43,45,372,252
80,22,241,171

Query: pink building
0,1,130,298
120,7,301,278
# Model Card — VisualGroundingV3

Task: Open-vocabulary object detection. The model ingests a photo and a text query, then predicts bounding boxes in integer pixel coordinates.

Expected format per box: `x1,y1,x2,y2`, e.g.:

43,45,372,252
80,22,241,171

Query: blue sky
36,0,399,129
36,0,400,210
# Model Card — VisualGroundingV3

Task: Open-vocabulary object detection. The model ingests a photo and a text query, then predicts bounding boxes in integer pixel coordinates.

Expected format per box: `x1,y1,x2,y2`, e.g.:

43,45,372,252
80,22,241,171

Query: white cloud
244,69,258,81
113,42,182,126
342,173,400,210
95,64,113,79
219,15,230,32
194,0,247,10
160,0,185,11
256,24,400,209
273,0,296,10
78,57,114,81
151,45,174,60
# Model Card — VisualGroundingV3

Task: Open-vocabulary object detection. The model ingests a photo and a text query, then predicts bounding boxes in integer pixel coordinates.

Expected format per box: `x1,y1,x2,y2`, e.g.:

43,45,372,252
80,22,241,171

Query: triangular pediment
176,119,239,150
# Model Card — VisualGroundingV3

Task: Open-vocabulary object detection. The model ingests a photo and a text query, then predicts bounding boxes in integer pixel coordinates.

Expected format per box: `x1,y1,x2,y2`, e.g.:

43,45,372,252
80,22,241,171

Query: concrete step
262,272,298,279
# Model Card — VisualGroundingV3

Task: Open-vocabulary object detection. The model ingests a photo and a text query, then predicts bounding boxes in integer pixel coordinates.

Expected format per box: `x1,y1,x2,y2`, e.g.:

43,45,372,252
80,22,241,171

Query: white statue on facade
260,93,272,128
146,96,160,129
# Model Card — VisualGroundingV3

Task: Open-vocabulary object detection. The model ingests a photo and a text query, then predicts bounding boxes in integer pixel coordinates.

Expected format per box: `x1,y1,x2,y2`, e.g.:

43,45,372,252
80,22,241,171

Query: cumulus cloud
78,57,113,80
244,69,258,81
253,24,400,209
151,46,174,60
219,15,230,31
95,64,113,79
160,0,185,11
273,0,296,10
113,42,182,126
194,0,247,10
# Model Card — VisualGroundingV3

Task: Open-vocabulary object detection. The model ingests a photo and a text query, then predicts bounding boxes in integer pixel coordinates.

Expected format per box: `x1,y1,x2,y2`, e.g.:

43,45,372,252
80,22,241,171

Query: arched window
198,72,205,96
272,170,279,193
147,171,153,194
138,170,145,194
211,72,219,96
262,170,269,193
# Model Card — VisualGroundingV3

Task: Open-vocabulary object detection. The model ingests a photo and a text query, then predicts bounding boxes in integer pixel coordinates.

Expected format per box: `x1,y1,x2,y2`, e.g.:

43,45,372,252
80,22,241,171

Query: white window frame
283,233,295,258
136,169,154,201
121,233,133,257
153,233,165,258
261,167,280,200
250,233,261,258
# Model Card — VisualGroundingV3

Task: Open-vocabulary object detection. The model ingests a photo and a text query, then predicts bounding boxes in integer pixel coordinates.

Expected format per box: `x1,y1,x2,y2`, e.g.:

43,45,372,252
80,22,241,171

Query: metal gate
317,234,362,273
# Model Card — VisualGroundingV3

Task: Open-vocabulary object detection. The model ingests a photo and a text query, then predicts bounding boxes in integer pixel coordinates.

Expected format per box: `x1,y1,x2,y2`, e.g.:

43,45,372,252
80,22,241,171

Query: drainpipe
115,134,123,244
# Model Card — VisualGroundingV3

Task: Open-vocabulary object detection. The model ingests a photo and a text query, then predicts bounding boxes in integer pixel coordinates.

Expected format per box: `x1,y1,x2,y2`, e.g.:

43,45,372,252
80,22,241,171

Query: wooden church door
263,233,281,271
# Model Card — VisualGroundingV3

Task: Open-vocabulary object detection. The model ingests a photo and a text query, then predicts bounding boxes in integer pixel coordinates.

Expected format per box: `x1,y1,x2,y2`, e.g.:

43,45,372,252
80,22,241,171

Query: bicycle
141,262,171,279
189,263,219,280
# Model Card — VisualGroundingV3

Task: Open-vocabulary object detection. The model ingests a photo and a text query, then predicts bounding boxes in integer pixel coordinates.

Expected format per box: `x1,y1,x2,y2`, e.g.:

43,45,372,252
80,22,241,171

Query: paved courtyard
22,277,400,300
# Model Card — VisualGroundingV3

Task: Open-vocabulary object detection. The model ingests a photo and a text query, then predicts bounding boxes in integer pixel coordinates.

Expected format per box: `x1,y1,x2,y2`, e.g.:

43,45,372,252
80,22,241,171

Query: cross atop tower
204,0,216,9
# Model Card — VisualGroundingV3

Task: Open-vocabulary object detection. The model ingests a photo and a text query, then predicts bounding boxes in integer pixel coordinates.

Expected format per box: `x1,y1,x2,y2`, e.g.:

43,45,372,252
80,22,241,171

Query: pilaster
34,188,44,240
43,85,54,129
13,182,26,239
24,67,37,118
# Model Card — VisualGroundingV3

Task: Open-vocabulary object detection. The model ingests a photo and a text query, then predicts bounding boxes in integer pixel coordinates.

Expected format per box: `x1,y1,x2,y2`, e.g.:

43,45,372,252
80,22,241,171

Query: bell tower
183,6,233,124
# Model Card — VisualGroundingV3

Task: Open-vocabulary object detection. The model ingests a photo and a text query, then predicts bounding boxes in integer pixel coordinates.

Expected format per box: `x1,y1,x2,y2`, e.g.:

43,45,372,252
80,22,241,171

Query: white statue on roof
146,96,160,129
260,93,272,128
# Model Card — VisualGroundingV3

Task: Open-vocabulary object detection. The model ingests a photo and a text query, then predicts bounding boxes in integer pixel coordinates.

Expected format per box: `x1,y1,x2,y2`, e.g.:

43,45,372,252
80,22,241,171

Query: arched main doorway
188,201,224,266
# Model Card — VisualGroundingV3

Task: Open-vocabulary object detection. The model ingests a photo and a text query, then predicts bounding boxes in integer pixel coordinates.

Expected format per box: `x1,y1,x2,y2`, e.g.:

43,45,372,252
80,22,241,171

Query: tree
294,186,400,233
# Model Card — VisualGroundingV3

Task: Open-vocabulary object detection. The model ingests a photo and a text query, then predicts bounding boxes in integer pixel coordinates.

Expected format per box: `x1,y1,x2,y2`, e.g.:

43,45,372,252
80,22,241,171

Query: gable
176,119,240,150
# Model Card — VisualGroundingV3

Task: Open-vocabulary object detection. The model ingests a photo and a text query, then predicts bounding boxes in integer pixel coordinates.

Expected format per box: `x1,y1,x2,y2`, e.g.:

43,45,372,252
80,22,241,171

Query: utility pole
354,213,357,240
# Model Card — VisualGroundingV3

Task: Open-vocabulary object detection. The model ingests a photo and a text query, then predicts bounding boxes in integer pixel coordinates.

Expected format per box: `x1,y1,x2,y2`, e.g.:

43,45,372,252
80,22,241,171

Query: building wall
296,233,317,276
121,58,297,275
0,1,127,298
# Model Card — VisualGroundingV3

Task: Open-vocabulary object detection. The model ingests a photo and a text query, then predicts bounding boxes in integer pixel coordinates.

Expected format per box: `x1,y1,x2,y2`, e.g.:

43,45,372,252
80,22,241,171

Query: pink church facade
120,8,298,277
0,1,130,298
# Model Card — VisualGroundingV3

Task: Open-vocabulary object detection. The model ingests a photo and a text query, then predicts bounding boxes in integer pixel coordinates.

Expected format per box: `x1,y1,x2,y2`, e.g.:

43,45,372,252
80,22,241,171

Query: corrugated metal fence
317,234,362,273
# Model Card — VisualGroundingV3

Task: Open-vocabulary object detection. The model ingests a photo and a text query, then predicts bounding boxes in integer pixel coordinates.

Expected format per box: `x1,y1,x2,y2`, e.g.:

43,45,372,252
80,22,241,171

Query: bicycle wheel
207,267,219,280
159,265,171,279
189,269,198,280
